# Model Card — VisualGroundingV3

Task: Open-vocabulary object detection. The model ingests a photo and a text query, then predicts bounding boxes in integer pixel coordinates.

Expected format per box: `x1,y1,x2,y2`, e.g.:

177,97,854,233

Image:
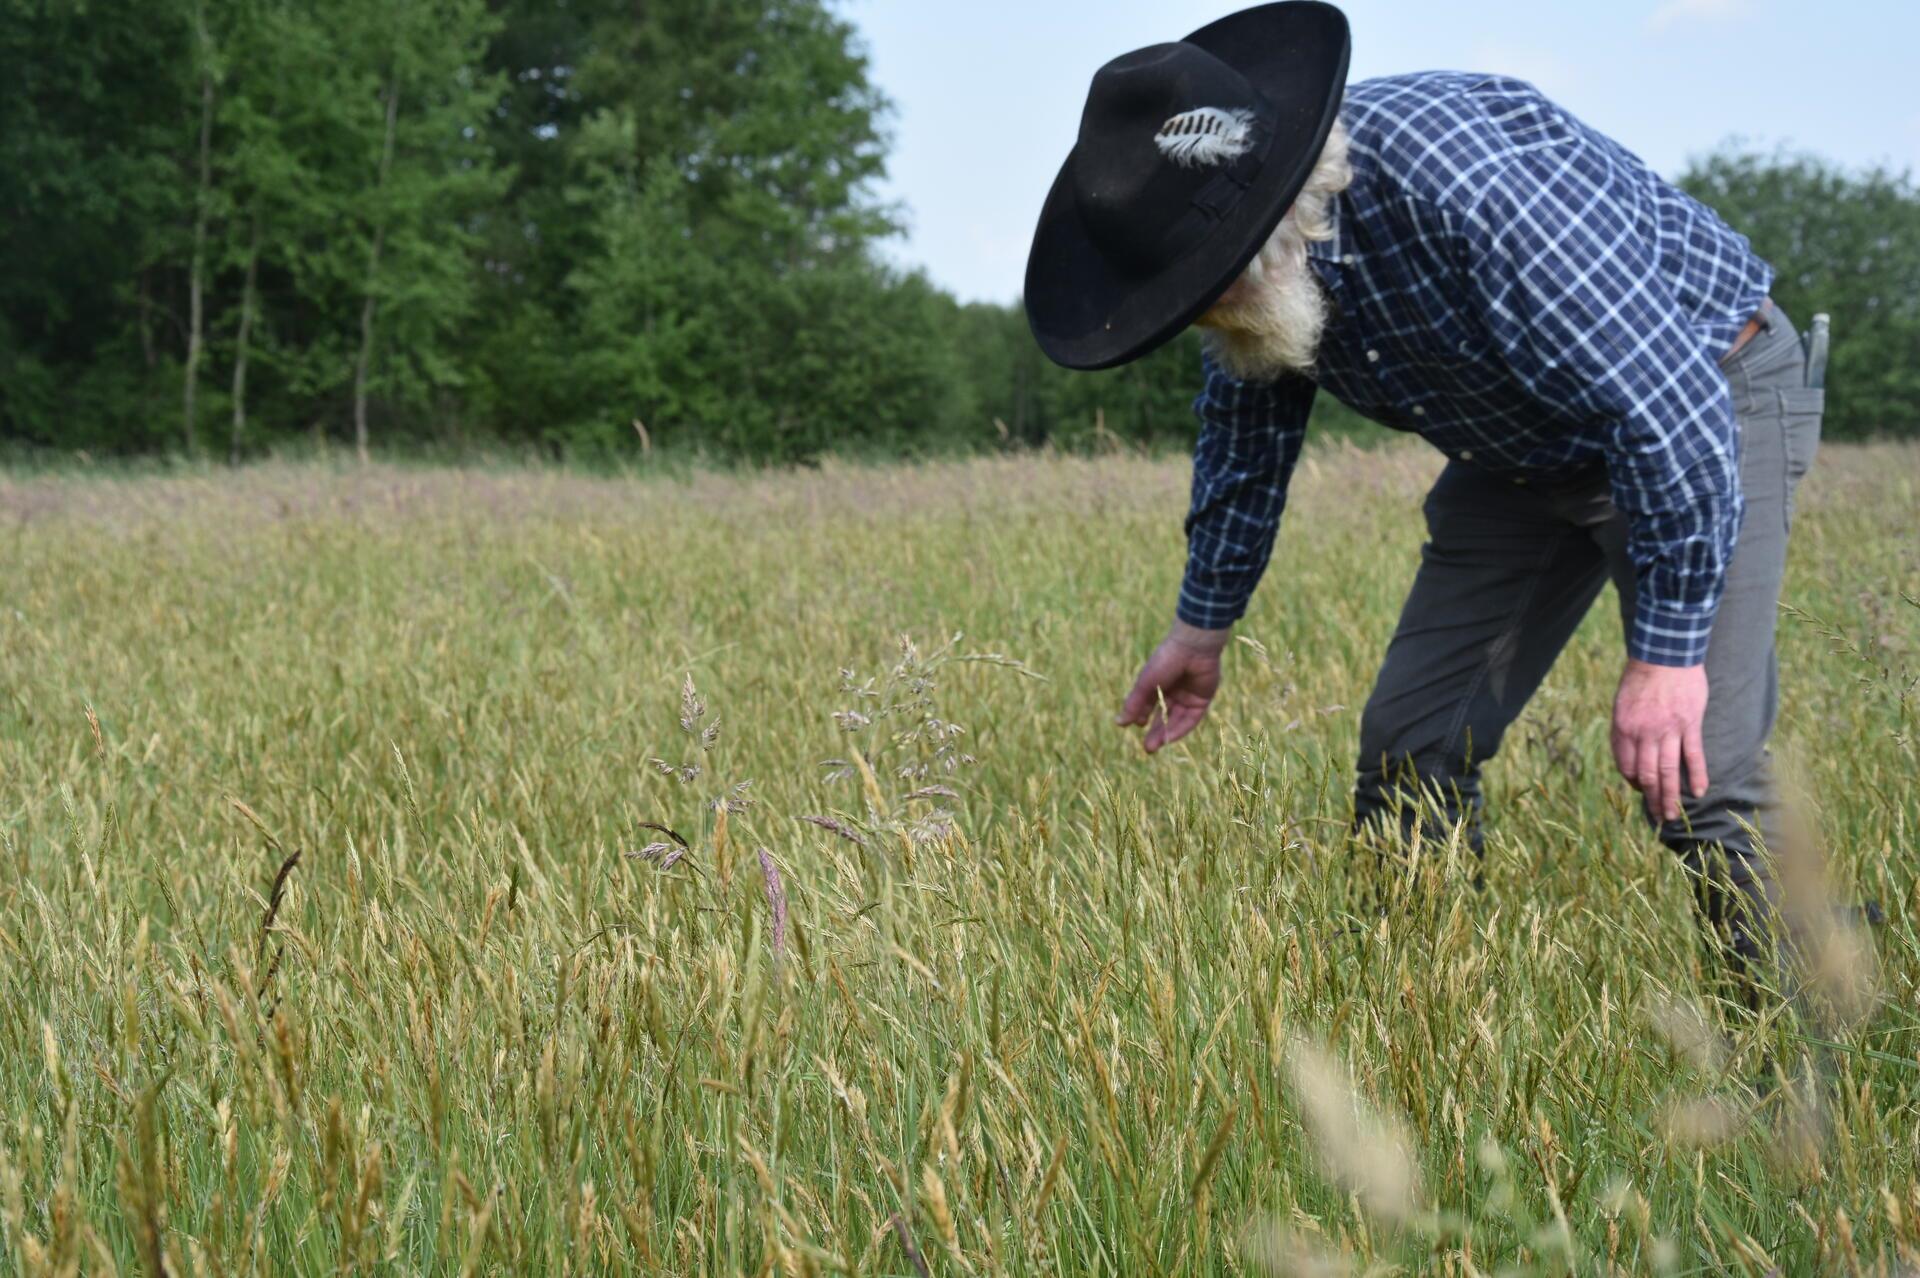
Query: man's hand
1611,658,1710,822
1116,621,1230,753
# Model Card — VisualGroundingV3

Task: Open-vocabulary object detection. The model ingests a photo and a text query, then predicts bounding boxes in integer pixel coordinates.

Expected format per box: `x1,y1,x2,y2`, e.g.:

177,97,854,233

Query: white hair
1198,115,1353,381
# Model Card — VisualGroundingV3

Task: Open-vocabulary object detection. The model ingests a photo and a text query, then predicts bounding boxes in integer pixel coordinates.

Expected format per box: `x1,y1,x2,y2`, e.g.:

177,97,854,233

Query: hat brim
1024,2,1351,371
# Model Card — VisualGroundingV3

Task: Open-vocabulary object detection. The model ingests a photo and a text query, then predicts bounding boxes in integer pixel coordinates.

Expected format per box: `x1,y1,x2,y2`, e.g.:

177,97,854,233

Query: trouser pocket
1777,386,1823,529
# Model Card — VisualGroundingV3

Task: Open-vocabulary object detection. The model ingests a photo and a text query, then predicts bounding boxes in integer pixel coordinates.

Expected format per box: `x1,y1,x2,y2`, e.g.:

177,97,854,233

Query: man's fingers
1634,737,1662,805
1613,731,1638,790
1116,671,1158,727
1683,721,1710,799
1163,703,1206,749
1123,638,1219,753
1657,734,1683,822
1142,699,1210,754
1142,708,1171,754
1139,686,1169,752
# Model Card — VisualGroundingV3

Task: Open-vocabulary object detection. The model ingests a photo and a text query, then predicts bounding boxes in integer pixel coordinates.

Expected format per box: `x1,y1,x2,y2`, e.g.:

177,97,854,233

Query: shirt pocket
1377,307,1504,413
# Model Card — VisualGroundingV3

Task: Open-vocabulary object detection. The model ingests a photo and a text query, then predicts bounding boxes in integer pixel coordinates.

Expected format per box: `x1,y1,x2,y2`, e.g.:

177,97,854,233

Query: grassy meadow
0,442,1915,1275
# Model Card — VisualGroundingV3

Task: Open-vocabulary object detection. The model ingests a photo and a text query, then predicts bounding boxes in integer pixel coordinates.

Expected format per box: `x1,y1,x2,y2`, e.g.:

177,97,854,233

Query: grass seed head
757,848,788,960
1241,1219,1354,1277
1645,995,1727,1074
1284,1035,1422,1228
1659,1095,1747,1149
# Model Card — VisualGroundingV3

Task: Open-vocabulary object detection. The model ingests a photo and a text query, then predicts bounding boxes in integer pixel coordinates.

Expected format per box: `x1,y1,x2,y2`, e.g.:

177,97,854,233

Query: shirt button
1366,349,1381,363
1458,448,1472,459
1512,476,1528,486
1341,254,1356,265
1459,342,1471,353
1412,406,1426,416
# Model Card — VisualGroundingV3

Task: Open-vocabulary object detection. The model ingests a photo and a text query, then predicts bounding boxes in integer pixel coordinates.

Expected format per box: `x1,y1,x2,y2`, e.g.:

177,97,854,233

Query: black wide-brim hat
1024,2,1351,370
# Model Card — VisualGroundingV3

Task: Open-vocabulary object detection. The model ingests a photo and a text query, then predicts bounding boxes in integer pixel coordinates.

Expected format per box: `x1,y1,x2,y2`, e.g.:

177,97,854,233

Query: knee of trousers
1352,742,1486,838
1355,695,1495,803
1354,745,1482,792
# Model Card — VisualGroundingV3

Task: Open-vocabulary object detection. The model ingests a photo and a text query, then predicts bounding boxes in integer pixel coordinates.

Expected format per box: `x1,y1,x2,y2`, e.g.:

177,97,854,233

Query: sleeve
1177,351,1315,630
1458,148,1743,667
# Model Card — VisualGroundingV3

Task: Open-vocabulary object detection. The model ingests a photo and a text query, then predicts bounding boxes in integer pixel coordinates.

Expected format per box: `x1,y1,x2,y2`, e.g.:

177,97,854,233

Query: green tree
213,0,333,458
333,0,508,458
1,0,507,458
0,0,194,450
575,0,896,263
514,0,922,461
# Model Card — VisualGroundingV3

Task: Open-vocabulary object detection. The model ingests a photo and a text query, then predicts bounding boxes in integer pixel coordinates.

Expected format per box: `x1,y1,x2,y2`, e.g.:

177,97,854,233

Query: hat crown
1023,1,1352,370
1071,42,1269,272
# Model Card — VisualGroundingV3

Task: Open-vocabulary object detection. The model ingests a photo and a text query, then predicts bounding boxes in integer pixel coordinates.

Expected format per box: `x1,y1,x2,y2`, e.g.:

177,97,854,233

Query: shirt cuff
1628,599,1715,668
1176,570,1254,631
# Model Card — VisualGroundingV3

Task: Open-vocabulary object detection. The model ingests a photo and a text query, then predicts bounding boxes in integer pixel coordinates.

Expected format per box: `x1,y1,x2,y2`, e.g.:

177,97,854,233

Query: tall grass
0,442,1914,1274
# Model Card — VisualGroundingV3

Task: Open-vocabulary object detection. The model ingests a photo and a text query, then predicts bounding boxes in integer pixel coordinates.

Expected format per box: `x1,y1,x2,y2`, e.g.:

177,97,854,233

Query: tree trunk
138,270,156,369
353,77,401,465
183,9,215,459
229,213,261,464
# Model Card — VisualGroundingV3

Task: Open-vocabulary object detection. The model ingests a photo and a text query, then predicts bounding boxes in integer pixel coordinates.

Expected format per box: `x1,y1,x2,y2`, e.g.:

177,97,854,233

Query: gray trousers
1353,304,1824,978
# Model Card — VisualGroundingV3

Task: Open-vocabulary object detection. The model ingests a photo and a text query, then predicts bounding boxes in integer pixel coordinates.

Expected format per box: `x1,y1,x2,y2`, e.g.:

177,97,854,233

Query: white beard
1195,221,1330,383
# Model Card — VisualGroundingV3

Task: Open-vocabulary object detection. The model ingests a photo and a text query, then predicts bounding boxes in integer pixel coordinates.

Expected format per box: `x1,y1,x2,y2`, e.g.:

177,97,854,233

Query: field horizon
1,442,1915,1274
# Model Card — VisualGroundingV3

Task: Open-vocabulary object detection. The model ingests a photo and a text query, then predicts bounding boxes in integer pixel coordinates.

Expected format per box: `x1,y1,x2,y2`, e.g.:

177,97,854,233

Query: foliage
0,0,193,449
0,445,1914,1270
556,158,972,463
0,0,508,454
1,3,1915,461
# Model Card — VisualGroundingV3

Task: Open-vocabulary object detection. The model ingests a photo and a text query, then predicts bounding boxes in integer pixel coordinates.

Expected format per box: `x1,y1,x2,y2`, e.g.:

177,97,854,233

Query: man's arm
1178,353,1317,629
1458,147,1742,816
1116,354,1314,753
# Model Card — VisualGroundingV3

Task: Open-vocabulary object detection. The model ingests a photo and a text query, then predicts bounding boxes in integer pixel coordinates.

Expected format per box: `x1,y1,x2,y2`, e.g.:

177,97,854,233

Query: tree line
4,0,1916,465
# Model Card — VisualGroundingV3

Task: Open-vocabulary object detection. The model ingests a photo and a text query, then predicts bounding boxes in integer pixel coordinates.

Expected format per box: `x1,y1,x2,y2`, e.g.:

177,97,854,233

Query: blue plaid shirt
1180,72,1773,667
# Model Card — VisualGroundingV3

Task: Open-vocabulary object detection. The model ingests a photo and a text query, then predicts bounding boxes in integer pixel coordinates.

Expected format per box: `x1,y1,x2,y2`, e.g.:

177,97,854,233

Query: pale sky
848,0,1920,304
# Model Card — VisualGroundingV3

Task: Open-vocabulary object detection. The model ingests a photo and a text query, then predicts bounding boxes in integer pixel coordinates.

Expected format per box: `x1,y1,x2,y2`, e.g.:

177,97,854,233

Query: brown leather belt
1719,297,1773,368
